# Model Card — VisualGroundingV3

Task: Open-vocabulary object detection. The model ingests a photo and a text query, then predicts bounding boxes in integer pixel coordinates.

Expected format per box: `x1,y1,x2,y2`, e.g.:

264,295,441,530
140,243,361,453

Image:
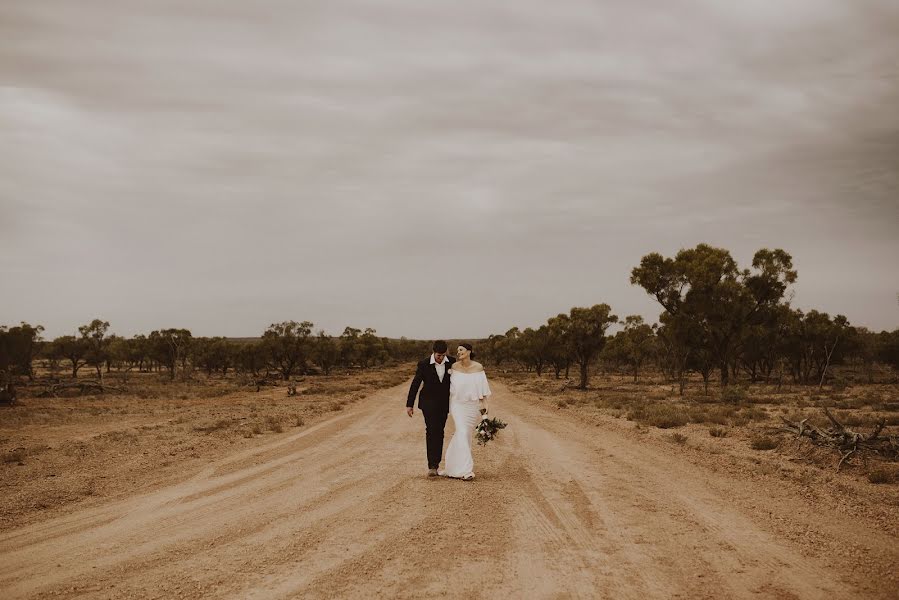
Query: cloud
1,0,897,336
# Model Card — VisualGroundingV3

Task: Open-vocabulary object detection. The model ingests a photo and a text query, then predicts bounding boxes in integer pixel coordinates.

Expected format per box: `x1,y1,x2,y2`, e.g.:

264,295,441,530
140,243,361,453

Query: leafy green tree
602,315,656,382
517,326,554,376
311,331,340,375
235,341,266,377
193,337,235,377
546,315,573,379
631,244,796,386
566,304,618,389
875,329,899,371
359,328,388,368
339,327,362,367
0,323,44,380
78,319,111,378
263,321,313,379
47,335,88,378
149,328,193,379
655,316,691,395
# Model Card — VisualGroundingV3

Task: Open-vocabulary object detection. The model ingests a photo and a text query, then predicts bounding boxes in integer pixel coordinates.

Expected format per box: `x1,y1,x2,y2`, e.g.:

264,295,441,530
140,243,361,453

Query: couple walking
406,341,492,480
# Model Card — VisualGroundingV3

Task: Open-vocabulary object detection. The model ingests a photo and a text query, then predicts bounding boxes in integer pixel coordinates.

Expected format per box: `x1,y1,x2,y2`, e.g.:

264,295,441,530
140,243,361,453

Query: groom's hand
406,407,414,417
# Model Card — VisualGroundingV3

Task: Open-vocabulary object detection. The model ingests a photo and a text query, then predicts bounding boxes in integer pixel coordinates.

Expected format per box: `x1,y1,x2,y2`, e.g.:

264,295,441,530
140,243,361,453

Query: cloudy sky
1,0,897,339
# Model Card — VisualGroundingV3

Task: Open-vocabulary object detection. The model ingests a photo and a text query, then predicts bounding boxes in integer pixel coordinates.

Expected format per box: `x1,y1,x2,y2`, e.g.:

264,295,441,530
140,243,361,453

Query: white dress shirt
430,353,447,382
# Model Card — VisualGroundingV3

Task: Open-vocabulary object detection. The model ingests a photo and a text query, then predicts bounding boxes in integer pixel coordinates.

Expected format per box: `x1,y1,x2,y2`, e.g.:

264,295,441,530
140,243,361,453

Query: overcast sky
1,0,897,339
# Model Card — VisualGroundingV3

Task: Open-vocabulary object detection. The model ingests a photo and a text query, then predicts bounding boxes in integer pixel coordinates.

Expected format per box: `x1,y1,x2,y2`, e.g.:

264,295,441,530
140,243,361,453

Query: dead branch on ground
35,380,123,398
780,408,898,469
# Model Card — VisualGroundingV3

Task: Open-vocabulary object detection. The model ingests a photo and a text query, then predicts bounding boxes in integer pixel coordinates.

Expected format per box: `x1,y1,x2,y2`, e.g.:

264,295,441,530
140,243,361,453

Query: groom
407,340,456,477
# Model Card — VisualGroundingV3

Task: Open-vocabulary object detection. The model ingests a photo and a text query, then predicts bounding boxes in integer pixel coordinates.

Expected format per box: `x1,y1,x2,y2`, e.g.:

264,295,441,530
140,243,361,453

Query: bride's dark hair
460,342,474,359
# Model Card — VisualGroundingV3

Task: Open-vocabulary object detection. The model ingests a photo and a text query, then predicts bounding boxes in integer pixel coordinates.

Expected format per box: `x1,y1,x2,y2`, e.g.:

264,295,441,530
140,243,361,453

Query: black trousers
421,405,449,469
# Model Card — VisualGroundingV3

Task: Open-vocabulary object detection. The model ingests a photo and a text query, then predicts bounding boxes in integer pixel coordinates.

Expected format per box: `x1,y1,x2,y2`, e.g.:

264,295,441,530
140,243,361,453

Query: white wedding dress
441,369,492,479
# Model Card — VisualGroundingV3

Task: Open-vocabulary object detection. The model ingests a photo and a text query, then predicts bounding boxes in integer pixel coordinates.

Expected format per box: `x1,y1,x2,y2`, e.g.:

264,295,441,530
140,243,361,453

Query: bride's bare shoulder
471,361,484,372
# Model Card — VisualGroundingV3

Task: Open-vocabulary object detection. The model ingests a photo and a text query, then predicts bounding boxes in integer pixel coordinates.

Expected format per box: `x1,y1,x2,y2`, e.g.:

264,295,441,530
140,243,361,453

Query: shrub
721,385,748,404
265,415,283,432
556,399,568,409
831,377,849,392
3,449,25,464
627,404,688,429
667,433,688,445
867,468,894,484
293,414,305,427
750,436,778,451
709,427,728,438
687,405,733,425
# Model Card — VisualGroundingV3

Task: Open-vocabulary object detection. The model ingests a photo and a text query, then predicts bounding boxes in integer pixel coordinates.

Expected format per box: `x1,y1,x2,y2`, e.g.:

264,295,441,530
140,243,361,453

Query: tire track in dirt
0,381,891,599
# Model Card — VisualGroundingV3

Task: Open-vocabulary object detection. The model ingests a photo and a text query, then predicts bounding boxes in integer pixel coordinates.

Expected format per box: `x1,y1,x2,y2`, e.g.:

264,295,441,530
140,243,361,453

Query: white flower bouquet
475,417,507,446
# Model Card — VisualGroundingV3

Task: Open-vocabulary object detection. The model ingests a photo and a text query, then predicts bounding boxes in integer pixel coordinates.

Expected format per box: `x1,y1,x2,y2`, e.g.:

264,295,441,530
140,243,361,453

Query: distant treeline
0,321,432,381
2,245,898,390
477,244,899,392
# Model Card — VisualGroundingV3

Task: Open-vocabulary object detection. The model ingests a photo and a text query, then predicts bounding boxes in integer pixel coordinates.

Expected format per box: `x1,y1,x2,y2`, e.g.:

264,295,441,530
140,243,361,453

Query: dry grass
0,363,412,528
497,367,898,484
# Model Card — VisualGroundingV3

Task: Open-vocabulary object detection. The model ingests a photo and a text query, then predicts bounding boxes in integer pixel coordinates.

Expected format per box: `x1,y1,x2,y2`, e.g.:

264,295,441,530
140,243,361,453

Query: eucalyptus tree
311,331,340,375
631,244,796,386
0,322,44,380
602,315,656,383
566,304,618,389
78,319,111,378
149,328,193,379
263,321,314,379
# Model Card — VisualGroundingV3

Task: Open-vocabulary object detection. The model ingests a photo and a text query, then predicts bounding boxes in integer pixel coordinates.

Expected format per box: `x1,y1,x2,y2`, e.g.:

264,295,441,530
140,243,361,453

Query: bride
440,343,492,480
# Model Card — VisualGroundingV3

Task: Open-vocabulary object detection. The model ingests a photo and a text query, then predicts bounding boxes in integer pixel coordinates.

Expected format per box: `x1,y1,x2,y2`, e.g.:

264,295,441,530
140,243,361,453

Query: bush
556,399,569,409
666,433,688,445
627,404,688,429
709,427,728,438
867,468,894,484
831,377,849,392
750,436,778,451
721,385,749,404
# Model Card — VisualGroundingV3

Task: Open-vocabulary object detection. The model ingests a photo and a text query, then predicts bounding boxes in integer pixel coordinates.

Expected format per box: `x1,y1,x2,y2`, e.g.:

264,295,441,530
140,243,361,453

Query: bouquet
475,417,507,446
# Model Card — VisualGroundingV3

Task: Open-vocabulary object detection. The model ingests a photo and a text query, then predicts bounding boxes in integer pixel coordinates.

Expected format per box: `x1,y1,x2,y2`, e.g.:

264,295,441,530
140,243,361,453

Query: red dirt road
1,381,895,599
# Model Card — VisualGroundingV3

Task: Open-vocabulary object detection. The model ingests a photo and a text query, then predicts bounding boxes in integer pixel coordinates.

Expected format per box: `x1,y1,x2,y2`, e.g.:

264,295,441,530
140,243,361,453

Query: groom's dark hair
432,340,448,353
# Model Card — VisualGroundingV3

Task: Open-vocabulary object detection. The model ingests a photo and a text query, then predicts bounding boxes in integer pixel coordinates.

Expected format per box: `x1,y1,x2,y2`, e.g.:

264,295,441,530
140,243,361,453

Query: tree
47,335,88,378
262,321,313,379
517,326,554,376
149,329,193,379
0,323,44,380
235,341,266,377
631,244,796,386
311,331,340,375
545,315,573,379
566,304,618,389
78,319,111,378
193,337,235,377
602,315,656,382
875,329,899,372
339,327,362,367
358,328,388,368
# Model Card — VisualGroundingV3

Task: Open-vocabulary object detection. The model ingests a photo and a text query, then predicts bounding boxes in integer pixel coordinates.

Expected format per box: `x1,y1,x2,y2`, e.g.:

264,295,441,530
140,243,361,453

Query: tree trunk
578,361,589,389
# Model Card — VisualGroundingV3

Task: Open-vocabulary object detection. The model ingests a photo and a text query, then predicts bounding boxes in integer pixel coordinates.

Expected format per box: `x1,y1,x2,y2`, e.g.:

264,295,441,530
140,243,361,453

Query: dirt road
0,381,893,599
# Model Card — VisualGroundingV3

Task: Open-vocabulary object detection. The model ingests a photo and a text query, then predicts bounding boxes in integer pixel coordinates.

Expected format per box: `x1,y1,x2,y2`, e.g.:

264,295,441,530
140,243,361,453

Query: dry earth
1,376,897,599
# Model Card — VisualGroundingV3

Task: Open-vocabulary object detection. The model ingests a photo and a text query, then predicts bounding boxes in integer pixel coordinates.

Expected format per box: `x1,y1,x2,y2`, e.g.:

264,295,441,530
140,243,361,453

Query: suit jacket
407,355,457,411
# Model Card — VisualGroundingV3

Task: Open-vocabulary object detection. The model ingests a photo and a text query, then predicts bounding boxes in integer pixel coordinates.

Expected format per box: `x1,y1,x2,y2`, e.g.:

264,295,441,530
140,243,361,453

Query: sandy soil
1,380,896,599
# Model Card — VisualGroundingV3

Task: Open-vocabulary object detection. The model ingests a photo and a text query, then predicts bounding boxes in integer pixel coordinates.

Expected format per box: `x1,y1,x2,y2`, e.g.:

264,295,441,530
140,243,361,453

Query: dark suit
407,355,456,469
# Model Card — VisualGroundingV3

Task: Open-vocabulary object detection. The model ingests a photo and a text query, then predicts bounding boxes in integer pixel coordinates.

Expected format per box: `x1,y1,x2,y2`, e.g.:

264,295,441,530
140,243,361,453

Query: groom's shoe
427,468,439,477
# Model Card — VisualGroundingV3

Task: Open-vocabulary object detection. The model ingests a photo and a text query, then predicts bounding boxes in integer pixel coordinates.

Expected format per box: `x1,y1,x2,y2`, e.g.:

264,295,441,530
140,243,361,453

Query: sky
1,0,898,339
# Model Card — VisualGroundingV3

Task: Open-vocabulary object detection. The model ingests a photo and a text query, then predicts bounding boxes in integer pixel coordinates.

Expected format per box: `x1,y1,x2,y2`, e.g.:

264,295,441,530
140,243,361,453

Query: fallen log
35,381,123,398
780,408,898,469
